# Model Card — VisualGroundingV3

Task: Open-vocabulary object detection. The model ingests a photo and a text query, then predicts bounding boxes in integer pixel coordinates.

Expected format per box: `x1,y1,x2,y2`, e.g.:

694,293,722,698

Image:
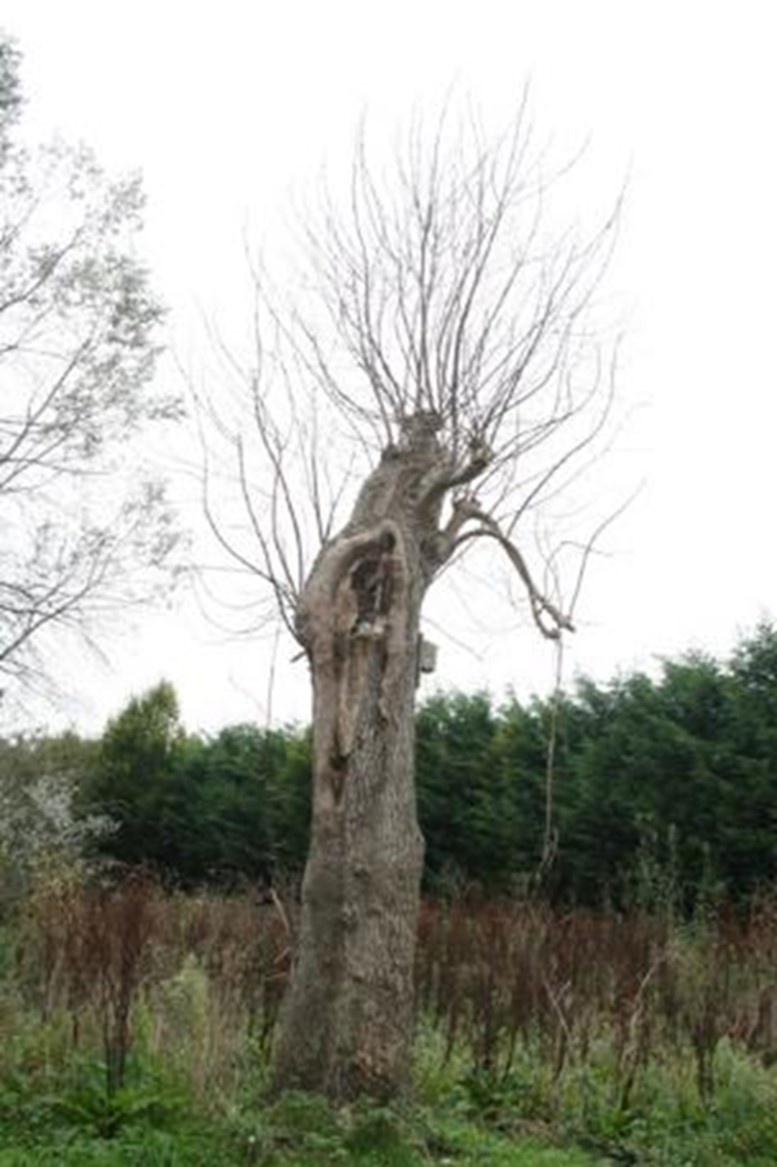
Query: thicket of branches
0,38,180,709
197,104,622,650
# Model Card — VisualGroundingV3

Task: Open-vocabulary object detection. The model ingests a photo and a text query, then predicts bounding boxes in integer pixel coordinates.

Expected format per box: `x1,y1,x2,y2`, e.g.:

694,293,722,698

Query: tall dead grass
11,871,777,1107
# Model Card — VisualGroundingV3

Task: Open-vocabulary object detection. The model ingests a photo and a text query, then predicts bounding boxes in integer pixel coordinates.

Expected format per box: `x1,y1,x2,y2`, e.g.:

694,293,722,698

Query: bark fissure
273,426,447,1099
272,416,576,1100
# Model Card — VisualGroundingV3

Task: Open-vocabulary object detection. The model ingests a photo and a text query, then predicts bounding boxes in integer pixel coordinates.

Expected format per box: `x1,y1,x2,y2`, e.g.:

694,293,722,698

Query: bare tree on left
0,40,180,710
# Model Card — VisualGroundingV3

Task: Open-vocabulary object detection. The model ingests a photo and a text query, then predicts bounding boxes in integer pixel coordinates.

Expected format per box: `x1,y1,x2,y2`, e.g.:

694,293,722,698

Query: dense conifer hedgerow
2,623,777,908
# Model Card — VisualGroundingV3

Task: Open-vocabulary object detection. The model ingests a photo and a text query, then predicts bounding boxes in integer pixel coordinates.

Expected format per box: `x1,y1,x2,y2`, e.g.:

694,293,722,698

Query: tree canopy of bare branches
203,104,619,638
200,102,621,1101
0,40,181,710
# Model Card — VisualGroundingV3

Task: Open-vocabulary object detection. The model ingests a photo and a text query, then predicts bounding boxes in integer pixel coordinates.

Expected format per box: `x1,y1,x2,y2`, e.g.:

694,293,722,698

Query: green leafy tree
81,681,189,873
549,636,777,909
176,725,274,881
70,623,777,907
264,728,312,874
81,685,313,886
417,692,519,892
176,723,310,883
717,624,777,896
493,691,578,895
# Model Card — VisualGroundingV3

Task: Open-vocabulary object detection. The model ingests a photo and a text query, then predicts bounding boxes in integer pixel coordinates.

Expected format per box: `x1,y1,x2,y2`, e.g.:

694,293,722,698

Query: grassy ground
2,879,777,1165
2,1030,776,1165
0,1080,604,1166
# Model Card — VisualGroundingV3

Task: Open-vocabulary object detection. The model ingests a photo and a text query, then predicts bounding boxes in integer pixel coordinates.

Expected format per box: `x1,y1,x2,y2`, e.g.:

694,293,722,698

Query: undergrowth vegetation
2,872,777,1163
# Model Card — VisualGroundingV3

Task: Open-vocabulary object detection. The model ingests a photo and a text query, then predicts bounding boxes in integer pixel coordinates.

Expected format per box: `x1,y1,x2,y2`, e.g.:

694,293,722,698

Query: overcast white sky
3,1,776,735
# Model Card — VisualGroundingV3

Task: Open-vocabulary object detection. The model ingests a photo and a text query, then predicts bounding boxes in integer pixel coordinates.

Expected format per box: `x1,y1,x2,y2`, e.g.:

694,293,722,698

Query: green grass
3,1022,777,1166
0,1126,601,1167
3,1041,777,1166
5,882,777,1167
0,1059,603,1166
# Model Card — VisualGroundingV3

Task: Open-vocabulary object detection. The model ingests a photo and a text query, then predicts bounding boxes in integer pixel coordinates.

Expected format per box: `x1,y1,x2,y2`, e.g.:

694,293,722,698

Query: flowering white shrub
0,752,114,900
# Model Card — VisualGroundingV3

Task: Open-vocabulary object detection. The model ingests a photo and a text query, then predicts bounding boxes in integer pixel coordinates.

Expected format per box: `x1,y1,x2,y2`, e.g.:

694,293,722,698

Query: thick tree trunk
272,423,447,1100
271,622,424,1099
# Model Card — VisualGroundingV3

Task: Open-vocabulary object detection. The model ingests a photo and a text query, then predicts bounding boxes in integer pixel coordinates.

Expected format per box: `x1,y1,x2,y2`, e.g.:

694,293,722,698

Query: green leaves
416,624,777,908
79,683,311,885
10,621,777,907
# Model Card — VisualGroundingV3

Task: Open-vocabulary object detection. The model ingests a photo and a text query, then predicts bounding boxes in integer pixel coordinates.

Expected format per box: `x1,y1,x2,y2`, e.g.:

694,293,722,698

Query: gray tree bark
271,415,458,1100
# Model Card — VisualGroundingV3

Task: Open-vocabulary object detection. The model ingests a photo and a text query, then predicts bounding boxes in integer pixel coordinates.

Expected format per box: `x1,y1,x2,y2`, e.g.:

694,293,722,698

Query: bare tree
200,103,620,1100
0,40,181,710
